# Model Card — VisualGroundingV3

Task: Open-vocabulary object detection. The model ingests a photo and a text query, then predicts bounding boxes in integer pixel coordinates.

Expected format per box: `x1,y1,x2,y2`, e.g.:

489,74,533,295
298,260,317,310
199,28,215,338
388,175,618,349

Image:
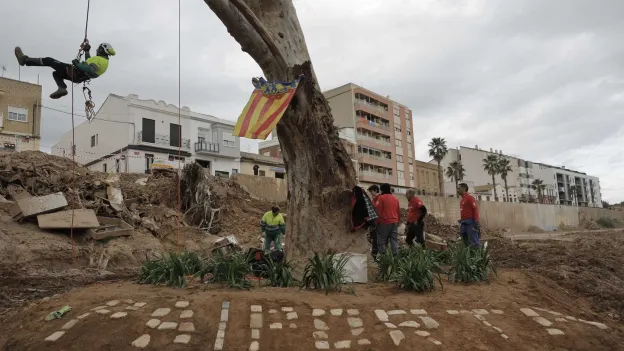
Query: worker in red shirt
376,183,401,256
367,184,381,257
406,189,428,247
457,183,480,247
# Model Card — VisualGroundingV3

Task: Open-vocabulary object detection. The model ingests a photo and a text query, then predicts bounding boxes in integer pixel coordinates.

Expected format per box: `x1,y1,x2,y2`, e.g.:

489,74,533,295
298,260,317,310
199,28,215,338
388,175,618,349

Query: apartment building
52,93,241,176
240,152,285,178
0,77,42,152
436,145,602,207
261,83,416,193
414,160,441,195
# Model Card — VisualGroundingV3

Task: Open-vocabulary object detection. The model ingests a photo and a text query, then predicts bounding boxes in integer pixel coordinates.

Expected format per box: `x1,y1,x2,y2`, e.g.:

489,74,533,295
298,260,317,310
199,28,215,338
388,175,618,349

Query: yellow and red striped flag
233,77,301,140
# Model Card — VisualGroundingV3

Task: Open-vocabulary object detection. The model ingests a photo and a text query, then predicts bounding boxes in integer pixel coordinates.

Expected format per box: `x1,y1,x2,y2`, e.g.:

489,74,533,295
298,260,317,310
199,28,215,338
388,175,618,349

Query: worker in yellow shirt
260,206,286,254
14,41,115,99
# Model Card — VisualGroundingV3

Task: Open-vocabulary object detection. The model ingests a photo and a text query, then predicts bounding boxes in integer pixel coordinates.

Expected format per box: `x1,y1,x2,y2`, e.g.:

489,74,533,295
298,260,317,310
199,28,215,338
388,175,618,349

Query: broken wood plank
6,184,32,201
12,192,68,219
87,216,133,240
37,209,100,229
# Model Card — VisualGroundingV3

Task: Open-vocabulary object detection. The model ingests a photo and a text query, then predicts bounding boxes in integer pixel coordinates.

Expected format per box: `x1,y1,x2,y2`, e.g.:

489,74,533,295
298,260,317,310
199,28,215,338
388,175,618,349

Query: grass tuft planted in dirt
393,246,445,292
201,251,252,289
262,255,297,287
449,242,496,283
138,251,204,287
300,252,352,295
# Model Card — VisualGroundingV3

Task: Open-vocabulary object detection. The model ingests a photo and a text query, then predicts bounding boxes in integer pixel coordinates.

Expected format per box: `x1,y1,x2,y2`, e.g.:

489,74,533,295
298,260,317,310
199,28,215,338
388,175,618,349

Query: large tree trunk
491,175,498,201
437,161,443,196
204,0,366,258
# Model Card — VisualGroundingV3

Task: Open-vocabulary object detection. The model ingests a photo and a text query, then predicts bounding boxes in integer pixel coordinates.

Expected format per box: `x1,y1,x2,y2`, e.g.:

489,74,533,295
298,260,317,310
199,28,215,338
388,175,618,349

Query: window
410,172,414,181
486,196,490,201
407,131,412,136
398,170,405,179
232,169,238,174
215,171,230,178
275,172,285,179
103,164,107,172
259,170,266,176
170,123,181,147
142,118,155,143
8,106,28,122
91,134,98,147
115,159,120,173
408,157,413,165
168,155,185,163
395,139,401,147
395,126,402,132
223,132,236,147
397,155,403,162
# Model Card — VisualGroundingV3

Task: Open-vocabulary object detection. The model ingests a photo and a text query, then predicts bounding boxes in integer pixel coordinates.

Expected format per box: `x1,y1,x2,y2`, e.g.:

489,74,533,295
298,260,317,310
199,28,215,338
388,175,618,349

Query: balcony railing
358,170,392,179
356,134,392,146
356,118,391,131
137,132,190,149
355,99,388,113
358,153,393,165
195,141,220,153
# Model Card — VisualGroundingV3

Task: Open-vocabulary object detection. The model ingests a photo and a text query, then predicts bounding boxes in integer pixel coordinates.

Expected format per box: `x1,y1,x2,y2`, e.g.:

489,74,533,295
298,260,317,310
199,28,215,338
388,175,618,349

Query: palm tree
532,179,546,203
497,157,513,202
482,154,500,201
445,160,465,197
428,137,448,196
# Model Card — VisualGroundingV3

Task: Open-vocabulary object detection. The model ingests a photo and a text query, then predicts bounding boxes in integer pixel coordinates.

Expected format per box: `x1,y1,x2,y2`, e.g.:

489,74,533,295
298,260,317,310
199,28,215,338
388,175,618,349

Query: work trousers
264,231,282,253
406,221,425,247
459,219,480,247
377,222,399,256
26,57,88,88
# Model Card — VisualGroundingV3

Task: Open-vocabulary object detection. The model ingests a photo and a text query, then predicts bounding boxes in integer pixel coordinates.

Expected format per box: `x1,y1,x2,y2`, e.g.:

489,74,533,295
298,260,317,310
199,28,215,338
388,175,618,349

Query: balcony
356,118,391,136
137,132,190,150
195,141,220,154
357,153,393,167
356,134,393,151
358,170,393,180
355,99,388,114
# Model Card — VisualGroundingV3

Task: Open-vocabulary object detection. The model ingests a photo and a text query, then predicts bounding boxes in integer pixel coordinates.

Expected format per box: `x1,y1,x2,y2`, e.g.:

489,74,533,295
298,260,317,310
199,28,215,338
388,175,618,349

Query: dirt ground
1,270,622,351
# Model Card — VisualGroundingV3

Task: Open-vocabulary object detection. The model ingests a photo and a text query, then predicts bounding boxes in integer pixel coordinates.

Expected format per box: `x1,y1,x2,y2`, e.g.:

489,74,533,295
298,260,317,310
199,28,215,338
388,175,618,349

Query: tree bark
204,0,365,258
437,161,443,196
491,174,498,201
503,178,509,202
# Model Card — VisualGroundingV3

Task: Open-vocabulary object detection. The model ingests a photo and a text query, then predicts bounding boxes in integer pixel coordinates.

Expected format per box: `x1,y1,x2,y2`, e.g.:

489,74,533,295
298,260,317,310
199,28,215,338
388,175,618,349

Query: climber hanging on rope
13,41,115,99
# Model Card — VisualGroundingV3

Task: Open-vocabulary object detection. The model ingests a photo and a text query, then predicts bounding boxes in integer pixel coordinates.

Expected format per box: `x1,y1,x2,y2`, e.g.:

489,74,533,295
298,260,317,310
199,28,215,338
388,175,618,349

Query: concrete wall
233,173,620,231
232,173,287,204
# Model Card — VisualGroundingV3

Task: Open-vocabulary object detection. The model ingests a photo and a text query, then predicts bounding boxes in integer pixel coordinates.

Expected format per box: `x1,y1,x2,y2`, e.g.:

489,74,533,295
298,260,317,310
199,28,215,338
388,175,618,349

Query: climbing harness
83,86,96,121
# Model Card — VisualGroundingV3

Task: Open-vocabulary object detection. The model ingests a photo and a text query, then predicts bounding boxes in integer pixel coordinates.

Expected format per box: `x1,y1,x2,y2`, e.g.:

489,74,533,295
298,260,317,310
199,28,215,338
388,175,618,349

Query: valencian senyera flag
233,77,301,139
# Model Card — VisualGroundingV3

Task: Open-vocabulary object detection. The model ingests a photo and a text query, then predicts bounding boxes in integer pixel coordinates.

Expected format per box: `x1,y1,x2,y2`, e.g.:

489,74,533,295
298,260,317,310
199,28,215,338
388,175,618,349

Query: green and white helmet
98,43,116,56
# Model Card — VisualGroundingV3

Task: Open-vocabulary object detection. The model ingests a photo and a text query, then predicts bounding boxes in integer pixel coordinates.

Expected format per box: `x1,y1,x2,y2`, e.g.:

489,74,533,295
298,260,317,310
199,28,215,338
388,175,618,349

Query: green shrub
201,251,252,289
138,251,205,287
448,242,496,283
596,217,620,228
263,255,296,287
300,252,351,294
393,246,444,292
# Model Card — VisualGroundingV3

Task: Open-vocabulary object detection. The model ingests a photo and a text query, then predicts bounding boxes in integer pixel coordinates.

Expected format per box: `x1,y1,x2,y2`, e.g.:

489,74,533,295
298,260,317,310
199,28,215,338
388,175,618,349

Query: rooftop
240,152,284,166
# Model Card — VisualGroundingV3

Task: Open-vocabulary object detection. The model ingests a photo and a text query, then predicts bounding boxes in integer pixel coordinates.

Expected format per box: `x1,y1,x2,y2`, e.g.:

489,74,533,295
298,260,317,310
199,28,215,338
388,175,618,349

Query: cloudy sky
1,0,623,202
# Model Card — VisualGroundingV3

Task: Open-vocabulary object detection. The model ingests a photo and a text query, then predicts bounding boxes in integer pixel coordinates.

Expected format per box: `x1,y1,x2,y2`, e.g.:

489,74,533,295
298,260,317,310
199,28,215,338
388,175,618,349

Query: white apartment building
435,145,602,207
52,94,241,176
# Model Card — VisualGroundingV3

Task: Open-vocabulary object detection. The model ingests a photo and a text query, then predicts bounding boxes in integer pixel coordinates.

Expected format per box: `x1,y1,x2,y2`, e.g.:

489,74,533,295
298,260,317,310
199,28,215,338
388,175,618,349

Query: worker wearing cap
14,42,116,99
260,206,286,253
457,183,480,247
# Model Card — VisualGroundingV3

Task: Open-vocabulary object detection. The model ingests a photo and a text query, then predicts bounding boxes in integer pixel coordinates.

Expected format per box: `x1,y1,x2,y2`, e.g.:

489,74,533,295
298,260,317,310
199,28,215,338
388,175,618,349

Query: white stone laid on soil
174,334,191,344
313,331,328,339
419,316,440,329
249,341,259,351
547,328,565,335
555,318,568,322
179,322,196,333
250,314,263,329
290,323,297,329
96,309,111,315
134,302,147,307
219,322,226,330
312,309,325,316
491,310,504,314
387,310,406,315
214,330,225,351
347,318,363,328
474,314,486,321
126,306,139,311
158,322,178,330
251,329,260,339
446,310,459,315
565,316,577,321
358,339,371,345
180,310,194,319
428,337,442,345
106,300,120,307
334,340,351,349
251,305,262,313
287,312,298,320
146,319,161,329
351,328,364,336
535,307,562,316
91,306,107,311
347,309,359,316
131,334,150,348
580,320,608,330
270,323,282,329
415,330,430,337
399,321,420,328
389,330,405,346
493,327,503,333
77,312,90,319
110,312,127,319
533,317,553,327
460,310,471,314
315,341,330,349
375,310,389,322
501,334,509,339
330,309,343,316
151,308,171,317
472,309,489,315
269,309,278,314
175,301,190,308
281,307,294,312
44,331,65,342
411,309,427,315
220,309,229,322
385,323,397,329
314,319,330,331
123,299,134,304
62,319,78,330
520,308,540,317
482,321,492,327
